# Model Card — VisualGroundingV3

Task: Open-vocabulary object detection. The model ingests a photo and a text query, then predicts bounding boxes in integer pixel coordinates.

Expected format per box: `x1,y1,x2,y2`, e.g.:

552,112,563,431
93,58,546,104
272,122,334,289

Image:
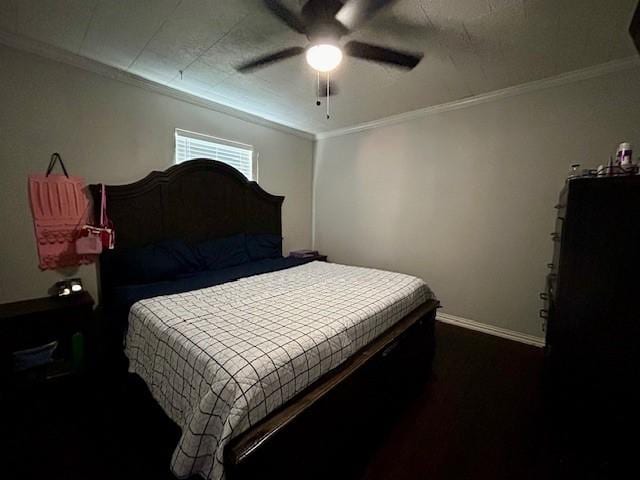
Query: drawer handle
550,232,560,241
539,309,549,319
540,292,549,300
547,263,554,269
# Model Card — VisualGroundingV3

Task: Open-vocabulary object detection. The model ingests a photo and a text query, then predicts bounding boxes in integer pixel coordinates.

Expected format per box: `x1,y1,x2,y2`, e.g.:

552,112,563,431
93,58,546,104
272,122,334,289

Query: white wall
0,44,314,304
313,66,640,337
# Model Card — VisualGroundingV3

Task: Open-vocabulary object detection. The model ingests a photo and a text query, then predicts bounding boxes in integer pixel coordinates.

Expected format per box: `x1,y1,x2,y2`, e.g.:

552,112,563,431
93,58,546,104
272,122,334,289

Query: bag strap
100,184,105,226
46,153,69,178
45,155,56,174
100,184,109,227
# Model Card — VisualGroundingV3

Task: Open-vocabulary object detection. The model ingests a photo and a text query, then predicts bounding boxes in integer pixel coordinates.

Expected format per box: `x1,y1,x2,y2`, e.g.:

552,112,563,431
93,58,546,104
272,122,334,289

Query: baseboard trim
437,312,545,348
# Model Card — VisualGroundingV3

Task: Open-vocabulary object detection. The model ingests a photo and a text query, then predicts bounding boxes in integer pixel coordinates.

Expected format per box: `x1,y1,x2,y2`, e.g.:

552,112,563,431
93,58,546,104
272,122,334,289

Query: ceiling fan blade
335,0,398,31
318,78,339,97
236,47,305,73
344,41,423,69
263,0,307,34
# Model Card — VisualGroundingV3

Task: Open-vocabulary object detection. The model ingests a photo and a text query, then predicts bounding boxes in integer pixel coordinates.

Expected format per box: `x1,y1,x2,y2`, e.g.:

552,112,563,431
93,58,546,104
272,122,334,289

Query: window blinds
175,129,254,180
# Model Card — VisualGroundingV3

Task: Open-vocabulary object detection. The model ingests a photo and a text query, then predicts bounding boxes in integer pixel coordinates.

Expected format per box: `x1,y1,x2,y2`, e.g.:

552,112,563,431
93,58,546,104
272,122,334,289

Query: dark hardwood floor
361,322,547,480
1,322,613,480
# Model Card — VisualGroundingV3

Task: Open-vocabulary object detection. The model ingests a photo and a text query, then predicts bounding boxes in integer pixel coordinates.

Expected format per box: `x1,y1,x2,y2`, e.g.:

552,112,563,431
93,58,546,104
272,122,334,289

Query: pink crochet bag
28,153,92,270
76,184,115,254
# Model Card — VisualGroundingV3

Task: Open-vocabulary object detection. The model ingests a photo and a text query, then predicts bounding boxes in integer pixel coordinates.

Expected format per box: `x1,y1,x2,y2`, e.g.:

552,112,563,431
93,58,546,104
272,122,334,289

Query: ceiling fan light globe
306,44,343,72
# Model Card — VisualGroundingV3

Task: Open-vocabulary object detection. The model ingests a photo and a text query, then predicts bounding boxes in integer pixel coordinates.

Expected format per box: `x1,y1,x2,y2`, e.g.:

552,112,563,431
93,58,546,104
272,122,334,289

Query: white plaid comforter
125,261,433,480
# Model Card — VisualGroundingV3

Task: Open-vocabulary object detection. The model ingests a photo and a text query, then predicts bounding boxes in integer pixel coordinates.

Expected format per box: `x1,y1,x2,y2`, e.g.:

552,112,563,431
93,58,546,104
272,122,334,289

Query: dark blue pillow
246,234,282,260
107,240,203,285
194,234,250,271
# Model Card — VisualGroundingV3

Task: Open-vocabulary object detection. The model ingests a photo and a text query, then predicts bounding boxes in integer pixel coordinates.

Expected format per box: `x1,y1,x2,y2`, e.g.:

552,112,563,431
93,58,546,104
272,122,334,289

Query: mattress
125,261,434,480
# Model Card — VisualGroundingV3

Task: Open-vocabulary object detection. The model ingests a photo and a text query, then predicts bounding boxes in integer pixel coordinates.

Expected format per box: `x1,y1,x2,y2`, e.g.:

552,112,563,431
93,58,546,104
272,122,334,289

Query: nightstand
0,292,94,386
289,252,328,262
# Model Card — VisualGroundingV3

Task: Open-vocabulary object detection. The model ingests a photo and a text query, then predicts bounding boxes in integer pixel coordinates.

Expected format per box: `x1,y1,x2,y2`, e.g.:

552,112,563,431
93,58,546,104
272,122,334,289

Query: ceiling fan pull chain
316,71,321,106
326,71,330,119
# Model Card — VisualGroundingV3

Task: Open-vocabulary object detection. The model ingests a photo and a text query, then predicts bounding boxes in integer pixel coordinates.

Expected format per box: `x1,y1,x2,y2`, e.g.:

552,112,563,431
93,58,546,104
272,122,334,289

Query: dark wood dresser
543,175,640,472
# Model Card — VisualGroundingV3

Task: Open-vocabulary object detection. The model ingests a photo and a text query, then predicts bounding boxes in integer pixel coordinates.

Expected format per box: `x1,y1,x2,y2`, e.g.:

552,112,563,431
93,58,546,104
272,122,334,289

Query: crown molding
316,56,640,140
0,29,315,141
3,28,638,144
437,312,545,348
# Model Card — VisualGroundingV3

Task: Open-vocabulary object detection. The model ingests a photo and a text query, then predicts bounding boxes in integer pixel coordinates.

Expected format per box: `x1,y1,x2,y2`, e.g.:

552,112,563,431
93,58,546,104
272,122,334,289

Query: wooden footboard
225,299,439,479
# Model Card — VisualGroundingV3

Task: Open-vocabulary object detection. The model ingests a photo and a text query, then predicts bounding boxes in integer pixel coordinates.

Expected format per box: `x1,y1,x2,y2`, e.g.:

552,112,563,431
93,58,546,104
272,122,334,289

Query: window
175,129,254,180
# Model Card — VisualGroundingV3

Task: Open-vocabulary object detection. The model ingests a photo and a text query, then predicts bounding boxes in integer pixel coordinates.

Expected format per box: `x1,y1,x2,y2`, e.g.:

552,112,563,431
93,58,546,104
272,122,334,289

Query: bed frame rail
225,299,439,478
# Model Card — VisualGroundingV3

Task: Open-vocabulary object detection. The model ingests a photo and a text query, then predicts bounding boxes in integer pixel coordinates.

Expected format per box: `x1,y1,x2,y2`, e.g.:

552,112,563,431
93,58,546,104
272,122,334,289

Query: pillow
194,234,250,271
246,233,282,260
105,240,203,285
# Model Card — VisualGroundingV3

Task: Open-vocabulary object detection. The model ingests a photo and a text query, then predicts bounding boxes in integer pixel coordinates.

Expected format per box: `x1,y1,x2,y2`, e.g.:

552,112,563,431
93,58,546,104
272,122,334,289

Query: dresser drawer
540,273,556,320
547,197,567,275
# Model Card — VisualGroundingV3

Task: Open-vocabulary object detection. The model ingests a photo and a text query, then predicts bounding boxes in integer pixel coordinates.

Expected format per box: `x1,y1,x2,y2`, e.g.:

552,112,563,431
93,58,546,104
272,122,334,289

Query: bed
90,160,439,480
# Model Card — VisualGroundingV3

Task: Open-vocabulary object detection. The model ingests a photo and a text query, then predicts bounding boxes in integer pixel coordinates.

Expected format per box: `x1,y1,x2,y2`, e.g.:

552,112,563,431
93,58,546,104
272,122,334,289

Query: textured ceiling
0,0,638,134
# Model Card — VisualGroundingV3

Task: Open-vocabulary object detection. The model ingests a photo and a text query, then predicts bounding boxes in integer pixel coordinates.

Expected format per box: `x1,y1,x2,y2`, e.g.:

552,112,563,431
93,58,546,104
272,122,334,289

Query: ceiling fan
236,0,424,79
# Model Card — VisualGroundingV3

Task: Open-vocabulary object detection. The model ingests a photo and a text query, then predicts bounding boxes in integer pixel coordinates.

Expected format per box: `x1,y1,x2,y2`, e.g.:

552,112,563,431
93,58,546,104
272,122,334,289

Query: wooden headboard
89,159,284,307
89,159,284,250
